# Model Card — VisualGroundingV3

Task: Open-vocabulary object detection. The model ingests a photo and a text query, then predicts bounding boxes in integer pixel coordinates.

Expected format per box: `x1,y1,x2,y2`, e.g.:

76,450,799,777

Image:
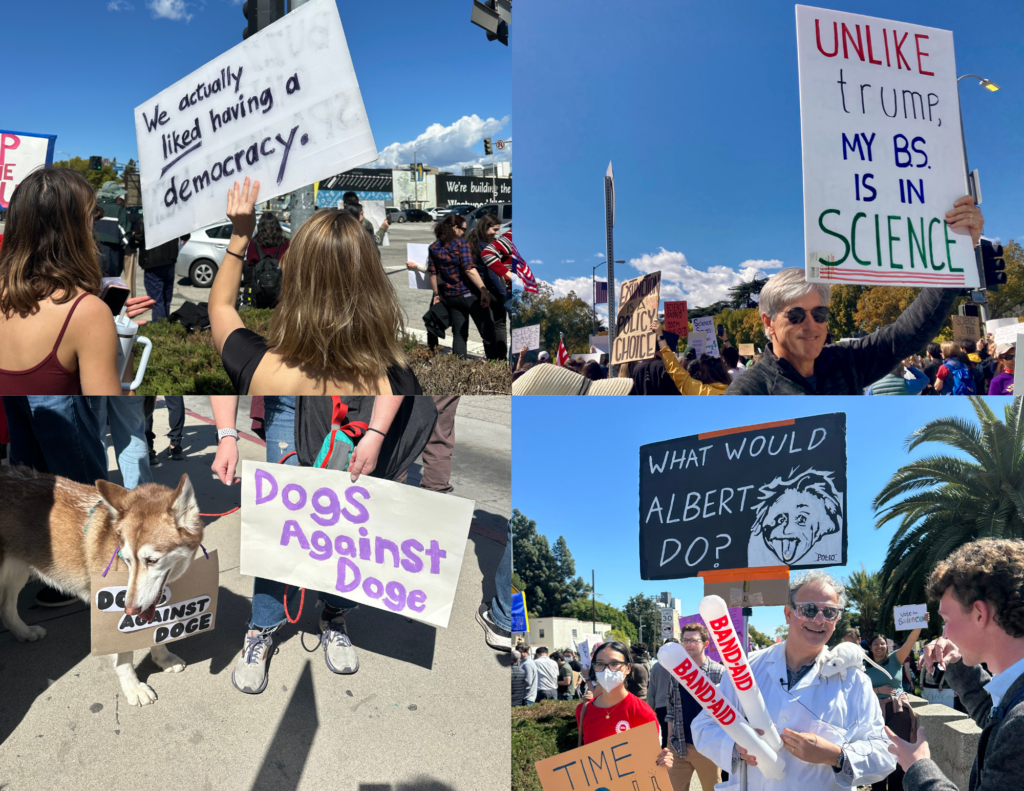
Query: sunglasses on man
792,602,844,622
778,306,830,325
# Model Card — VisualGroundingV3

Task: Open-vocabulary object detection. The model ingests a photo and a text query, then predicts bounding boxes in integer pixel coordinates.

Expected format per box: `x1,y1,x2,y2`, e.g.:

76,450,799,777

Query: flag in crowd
502,231,538,293
556,333,569,366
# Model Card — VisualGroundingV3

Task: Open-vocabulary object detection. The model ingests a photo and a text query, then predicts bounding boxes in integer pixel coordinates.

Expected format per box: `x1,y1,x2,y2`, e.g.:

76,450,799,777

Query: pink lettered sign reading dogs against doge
239,461,475,629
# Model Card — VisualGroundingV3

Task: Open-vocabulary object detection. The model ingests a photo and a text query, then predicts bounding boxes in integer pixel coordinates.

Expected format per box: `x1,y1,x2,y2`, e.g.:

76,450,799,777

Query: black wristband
224,249,245,261
367,427,386,438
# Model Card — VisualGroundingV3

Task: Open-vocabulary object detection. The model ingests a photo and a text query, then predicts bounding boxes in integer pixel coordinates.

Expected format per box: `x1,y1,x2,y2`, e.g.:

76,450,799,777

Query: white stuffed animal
820,641,893,681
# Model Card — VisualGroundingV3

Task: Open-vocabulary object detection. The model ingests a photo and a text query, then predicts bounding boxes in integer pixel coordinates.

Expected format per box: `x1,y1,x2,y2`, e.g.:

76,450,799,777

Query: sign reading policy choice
135,0,377,248
796,6,978,288
240,461,475,628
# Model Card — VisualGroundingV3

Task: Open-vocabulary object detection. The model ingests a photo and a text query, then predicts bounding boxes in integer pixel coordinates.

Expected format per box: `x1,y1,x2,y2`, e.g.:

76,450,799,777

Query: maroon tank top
0,293,89,395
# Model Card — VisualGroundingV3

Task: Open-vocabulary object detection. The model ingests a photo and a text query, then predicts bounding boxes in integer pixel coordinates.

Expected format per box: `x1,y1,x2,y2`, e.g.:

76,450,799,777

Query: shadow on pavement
250,660,318,791
358,781,457,791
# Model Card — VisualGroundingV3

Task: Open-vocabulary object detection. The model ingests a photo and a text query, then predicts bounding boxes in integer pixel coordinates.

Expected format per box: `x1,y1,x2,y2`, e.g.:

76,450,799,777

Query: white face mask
596,669,625,691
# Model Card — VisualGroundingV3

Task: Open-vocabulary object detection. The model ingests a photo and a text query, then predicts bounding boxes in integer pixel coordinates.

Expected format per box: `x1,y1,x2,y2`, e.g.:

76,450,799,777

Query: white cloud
595,253,605,258
373,115,510,171
528,259,542,265
546,276,594,300
628,248,782,307
148,0,191,21
108,0,134,10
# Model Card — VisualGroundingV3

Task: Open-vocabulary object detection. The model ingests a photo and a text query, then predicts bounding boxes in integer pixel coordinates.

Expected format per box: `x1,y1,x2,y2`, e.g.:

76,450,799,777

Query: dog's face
95,474,203,622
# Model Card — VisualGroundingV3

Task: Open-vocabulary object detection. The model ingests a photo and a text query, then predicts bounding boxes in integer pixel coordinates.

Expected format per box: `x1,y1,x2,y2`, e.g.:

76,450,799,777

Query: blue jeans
490,520,512,632
144,264,176,321
95,396,152,490
248,396,354,630
3,396,108,484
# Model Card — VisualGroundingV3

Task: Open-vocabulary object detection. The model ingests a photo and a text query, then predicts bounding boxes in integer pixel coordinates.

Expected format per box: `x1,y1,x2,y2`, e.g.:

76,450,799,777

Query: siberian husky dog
0,466,204,706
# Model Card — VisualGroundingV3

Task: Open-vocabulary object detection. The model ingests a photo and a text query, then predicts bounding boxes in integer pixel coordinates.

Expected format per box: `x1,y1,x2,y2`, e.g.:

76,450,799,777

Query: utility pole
604,163,617,372
413,145,429,208
285,0,315,231
592,570,596,634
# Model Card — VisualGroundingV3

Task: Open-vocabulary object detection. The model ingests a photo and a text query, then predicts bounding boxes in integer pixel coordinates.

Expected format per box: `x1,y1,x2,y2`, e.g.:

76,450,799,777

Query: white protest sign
512,324,541,351
407,242,431,289
894,603,927,630
240,461,475,628
135,0,377,248
689,333,706,357
993,321,1024,346
987,317,1022,336
0,130,56,209
362,200,389,246
796,6,979,288
589,335,609,354
692,316,720,357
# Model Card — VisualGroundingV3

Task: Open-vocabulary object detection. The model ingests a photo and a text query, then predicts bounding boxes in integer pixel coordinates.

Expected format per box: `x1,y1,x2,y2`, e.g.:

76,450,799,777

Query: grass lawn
512,700,580,791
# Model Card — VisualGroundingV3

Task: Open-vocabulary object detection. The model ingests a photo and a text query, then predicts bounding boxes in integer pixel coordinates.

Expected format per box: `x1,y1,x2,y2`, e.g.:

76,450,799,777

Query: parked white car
175,216,290,287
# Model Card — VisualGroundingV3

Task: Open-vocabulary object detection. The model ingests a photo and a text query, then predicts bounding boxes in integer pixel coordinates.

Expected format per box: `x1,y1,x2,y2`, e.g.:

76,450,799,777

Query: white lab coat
691,640,896,790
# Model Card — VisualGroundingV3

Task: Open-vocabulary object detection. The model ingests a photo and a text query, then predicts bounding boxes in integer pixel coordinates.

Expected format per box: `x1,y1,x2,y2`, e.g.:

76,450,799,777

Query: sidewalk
0,397,511,791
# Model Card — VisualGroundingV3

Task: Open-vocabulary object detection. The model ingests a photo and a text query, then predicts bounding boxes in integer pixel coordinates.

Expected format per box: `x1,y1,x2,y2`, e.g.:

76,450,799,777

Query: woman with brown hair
428,213,493,359
0,167,152,395
465,213,508,360
209,178,419,395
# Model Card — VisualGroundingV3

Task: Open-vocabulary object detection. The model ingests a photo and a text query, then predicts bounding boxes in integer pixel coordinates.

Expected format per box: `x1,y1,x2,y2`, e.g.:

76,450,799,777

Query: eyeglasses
681,638,704,645
780,306,830,325
792,602,844,622
593,661,627,672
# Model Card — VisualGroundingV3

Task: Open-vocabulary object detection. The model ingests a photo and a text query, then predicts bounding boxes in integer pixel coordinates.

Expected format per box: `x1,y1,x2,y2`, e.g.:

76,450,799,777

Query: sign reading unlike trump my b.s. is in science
639,413,847,580
796,6,978,289
239,461,475,628
134,0,377,248
0,130,56,209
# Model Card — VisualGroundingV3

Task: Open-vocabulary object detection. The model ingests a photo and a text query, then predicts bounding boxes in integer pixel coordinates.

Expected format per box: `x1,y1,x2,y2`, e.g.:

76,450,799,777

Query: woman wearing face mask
575,641,673,769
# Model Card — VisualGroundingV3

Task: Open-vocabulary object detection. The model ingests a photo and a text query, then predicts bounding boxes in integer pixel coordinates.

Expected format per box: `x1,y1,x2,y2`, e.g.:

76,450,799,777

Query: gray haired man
727,196,983,395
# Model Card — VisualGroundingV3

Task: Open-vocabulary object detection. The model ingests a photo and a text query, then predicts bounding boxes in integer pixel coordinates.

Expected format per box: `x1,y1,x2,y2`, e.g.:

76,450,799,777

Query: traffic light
88,156,103,171
486,19,508,45
981,239,1006,291
483,137,493,156
242,0,257,40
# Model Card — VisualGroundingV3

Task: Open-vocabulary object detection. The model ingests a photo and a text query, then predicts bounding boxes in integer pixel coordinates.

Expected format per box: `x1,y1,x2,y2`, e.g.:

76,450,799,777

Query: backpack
943,360,976,396
246,243,282,309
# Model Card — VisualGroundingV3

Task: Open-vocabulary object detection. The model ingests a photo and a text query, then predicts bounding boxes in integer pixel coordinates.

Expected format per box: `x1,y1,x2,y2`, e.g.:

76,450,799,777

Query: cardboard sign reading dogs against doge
135,0,377,248
90,550,219,656
534,721,668,791
796,6,978,289
613,272,661,366
239,461,475,628
639,414,847,580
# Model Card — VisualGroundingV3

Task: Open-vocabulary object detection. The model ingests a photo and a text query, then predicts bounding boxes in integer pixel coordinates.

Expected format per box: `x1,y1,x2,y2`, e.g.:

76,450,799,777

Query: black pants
145,396,185,448
484,293,508,362
444,294,494,359
655,706,668,748
535,689,557,701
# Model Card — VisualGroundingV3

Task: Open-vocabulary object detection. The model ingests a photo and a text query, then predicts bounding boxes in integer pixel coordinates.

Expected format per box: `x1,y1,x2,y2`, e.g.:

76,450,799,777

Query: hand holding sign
945,197,984,247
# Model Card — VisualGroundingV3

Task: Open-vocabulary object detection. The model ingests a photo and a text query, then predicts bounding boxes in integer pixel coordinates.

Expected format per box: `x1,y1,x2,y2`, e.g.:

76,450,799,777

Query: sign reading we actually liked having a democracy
797,6,979,288
0,130,56,209
612,272,661,366
239,461,474,628
134,0,376,248
534,722,669,791
639,413,848,580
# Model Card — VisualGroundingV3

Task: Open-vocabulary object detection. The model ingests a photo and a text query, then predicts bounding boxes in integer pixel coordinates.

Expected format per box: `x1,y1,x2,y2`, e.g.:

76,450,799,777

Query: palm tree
844,565,883,639
873,398,1024,624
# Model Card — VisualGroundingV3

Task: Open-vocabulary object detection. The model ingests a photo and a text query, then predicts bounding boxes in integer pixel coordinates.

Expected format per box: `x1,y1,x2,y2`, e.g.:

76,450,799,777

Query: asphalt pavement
130,222,487,357
0,396,511,791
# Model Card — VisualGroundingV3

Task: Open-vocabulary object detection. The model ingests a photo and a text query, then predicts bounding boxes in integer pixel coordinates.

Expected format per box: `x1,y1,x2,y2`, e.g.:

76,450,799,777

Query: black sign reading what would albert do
639,413,847,580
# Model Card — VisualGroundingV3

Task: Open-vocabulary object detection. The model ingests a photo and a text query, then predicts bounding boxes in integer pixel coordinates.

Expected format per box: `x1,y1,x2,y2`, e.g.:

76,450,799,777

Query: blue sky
512,396,1013,637
514,0,1023,315
3,1,510,173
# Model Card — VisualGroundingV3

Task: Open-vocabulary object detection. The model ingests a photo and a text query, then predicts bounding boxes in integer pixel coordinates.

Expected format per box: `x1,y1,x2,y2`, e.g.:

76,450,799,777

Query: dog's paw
123,681,158,707
152,650,186,673
14,624,47,642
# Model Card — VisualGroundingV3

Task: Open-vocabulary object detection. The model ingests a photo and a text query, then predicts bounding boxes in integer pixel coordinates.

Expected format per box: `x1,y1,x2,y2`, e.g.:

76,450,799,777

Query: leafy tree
774,625,789,641
561,599,637,643
873,398,1024,636
747,624,773,649
988,240,1024,320
688,300,731,320
606,628,631,644
727,276,768,309
510,283,605,355
713,307,761,347
623,593,662,647
511,509,589,617
844,565,884,639
854,286,920,334
827,284,866,340
52,157,121,190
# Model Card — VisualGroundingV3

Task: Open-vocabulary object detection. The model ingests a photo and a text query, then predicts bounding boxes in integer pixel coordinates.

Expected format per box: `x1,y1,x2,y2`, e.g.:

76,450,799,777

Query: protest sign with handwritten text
135,0,377,248
240,461,474,628
613,272,661,365
0,130,55,209
534,722,668,791
512,324,542,351
664,301,689,335
797,6,978,288
894,604,927,630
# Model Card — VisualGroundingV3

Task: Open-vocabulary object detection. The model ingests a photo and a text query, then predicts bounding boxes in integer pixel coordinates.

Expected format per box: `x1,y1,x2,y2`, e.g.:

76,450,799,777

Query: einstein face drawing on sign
748,468,843,567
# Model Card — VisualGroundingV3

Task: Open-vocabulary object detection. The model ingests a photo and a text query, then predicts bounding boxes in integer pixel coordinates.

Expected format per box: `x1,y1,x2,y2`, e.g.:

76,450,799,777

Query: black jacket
726,287,958,395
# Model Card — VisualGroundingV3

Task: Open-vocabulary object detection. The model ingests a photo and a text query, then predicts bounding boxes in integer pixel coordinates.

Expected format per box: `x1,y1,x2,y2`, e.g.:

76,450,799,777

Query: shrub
511,700,579,791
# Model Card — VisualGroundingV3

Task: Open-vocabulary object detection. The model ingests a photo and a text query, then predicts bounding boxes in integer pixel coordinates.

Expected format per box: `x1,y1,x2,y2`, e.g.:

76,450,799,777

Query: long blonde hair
266,209,407,384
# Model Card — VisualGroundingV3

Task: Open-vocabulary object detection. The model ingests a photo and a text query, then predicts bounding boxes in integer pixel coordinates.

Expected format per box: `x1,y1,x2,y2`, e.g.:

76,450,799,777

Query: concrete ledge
911,700,982,791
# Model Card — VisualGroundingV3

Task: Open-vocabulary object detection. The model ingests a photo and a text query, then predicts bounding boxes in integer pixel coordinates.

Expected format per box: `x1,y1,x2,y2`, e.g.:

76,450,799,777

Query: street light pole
592,261,606,337
413,145,429,208
956,74,1000,323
